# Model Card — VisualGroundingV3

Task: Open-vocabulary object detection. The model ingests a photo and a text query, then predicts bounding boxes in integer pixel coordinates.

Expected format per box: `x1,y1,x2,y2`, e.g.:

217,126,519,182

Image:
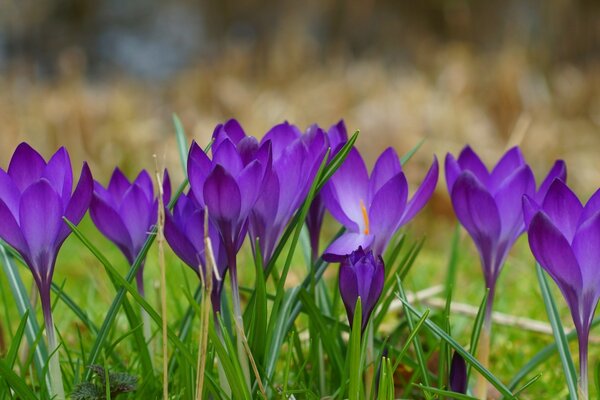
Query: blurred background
0,0,599,228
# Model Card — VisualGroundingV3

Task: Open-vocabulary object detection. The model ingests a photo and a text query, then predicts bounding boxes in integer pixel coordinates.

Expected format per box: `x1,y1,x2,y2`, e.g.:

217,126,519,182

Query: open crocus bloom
322,146,438,261
0,143,93,302
249,122,327,266
445,146,566,300
524,179,600,396
90,168,170,295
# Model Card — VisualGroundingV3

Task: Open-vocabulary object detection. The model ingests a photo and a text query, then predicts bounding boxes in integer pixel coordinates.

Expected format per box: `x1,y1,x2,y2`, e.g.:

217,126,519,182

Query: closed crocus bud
449,351,468,394
339,247,385,332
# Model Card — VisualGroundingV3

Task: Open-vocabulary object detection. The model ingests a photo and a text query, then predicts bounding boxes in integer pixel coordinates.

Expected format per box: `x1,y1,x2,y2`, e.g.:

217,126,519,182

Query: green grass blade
513,373,541,397
6,310,29,368
398,298,515,398
249,238,268,366
172,113,188,176
0,243,49,390
348,298,363,400
400,138,425,165
508,316,600,390
535,263,578,399
417,384,478,399
467,289,489,381
0,357,37,400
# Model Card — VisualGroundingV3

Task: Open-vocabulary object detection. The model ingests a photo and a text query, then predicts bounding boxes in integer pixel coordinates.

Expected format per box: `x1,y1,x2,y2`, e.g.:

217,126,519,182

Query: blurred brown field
0,0,599,243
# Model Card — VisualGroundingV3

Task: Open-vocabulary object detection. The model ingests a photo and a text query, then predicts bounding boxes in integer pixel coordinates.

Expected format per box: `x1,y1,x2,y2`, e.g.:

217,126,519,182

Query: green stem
41,287,65,400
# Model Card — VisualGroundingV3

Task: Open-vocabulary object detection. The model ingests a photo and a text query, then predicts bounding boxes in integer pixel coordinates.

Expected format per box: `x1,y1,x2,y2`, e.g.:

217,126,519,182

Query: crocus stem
40,287,65,400
365,323,375,397
475,286,495,400
228,249,251,390
578,330,589,400
136,272,153,351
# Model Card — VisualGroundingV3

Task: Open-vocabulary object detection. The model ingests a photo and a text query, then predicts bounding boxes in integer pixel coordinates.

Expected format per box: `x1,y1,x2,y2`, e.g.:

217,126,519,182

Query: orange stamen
360,200,370,235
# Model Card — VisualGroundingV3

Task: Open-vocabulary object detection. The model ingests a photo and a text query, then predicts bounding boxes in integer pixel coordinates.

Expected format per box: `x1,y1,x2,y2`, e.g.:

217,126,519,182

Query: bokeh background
1,2,600,396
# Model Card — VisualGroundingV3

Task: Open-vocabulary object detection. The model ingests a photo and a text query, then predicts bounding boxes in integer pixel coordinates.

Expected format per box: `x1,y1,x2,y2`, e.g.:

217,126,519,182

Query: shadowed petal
19,180,62,278
457,146,489,186
449,352,468,394
164,210,204,274
0,199,29,256
493,165,535,240
323,232,374,261
522,195,540,228
368,148,402,196
369,173,408,237
444,153,461,193
43,147,73,203
213,139,244,176
107,168,131,203
339,262,359,324
8,143,46,192
541,179,582,242
203,165,242,223
571,210,600,288
489,147,525,192
535,160,567,203
528,212,582,291
58,162,93,245
187,141,212,205
327,120,348,152
0,168,21,216
89,195,134,262
401,156,439,225
162,169,171,205
326,147,369,226
133,170,154,202
237,160,264,217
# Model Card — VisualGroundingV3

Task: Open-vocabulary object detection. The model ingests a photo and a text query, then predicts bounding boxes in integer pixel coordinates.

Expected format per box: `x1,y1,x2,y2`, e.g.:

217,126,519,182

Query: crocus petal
57,162,93,245
326,147,369,226
571,210,600,288
456,146,489,186
327,120,348,152
237,136,260,165
535,160,567,203
449,352,468,394
368,148,402,196
119,184,153,252
162,169,171,205
8,143,46,192
133,170,154,202
107,168,131,203
493,165,535,240
451,172,501,275
187,141,212,205
164,210,203,274
213,139,244,176
19,180,62,279
541,179,583,242
579,187,600,225
262,122,302,160
323,232,374,261
489,147,525,192
522,195,540,228
444,153,461,193
0,168,21,217
203,165,242,223
237,160,264,217
401,156,439,225
321,183,359,232
528,211,582,291
365,259,384,311
43,147,73,203
369,173,408,238
339,263,359,321
89,196,134,261
0,199,29,256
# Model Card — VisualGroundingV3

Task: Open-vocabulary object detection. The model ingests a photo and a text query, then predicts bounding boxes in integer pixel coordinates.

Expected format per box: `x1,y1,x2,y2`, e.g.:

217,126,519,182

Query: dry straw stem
195,211,213,400
154,155,169,400
233,313,267,399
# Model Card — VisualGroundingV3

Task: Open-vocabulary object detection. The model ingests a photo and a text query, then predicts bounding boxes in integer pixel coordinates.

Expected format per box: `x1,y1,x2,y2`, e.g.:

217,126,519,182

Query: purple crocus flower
523,179,600,397
322,146,438,261
449,351,468,394
339,247,384,331
187,120,271,317
89,168,171,296
249,122,327,266
306,120,348,261
445,146,566,316
0,143,93,398
164,192,227,312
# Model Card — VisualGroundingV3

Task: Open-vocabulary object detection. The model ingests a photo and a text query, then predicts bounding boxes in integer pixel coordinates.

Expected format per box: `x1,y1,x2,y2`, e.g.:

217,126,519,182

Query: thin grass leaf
513,373,541,397
396,277,430,389
400,138,425,165
398,298,515,398
248,238,268,366
0,243,49,390
347,298,363,400
172,114,188,176
467,289,489,381
535,263,578,400
0,357,37,400
6,310,29,369
508,316,600,390
391,309,430,372
417,384,478,400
